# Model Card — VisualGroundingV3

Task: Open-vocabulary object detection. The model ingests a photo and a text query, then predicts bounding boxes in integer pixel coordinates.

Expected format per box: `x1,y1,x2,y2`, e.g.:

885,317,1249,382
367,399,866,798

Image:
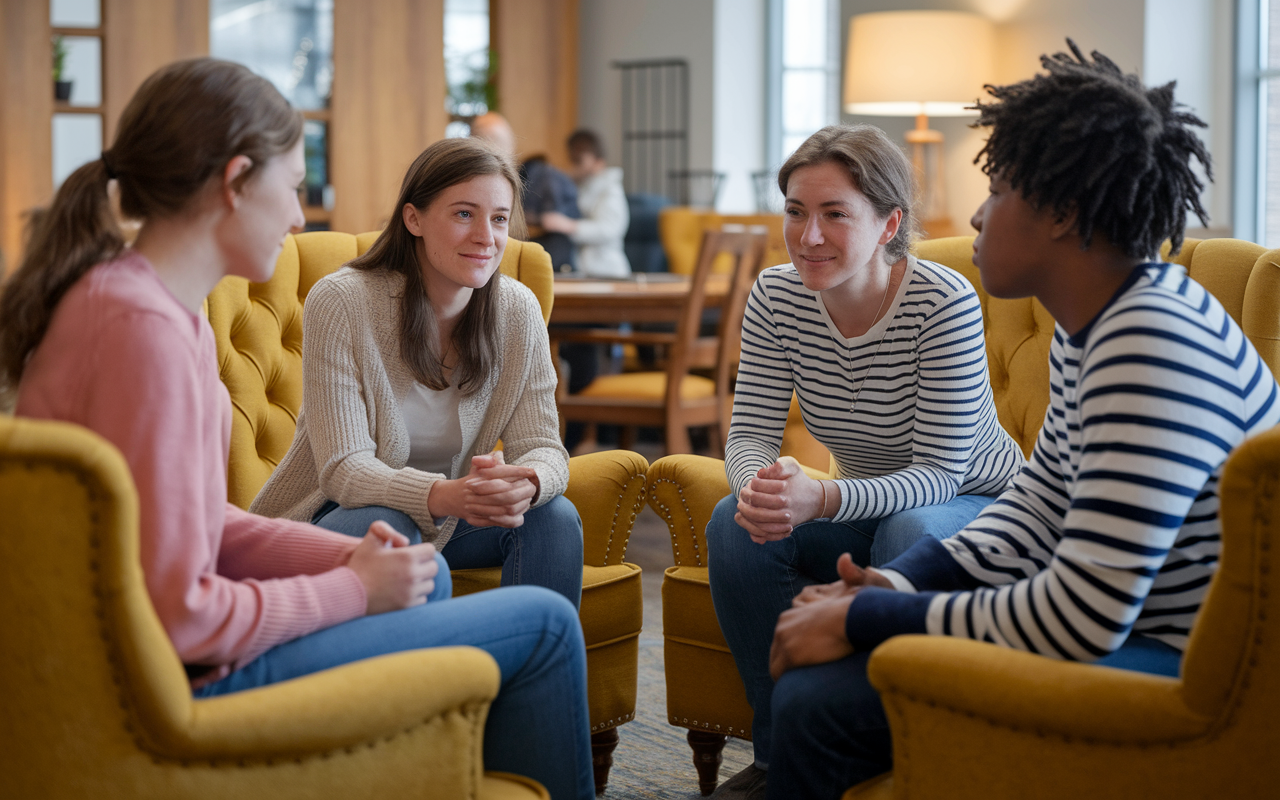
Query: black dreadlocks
973,40,1210,258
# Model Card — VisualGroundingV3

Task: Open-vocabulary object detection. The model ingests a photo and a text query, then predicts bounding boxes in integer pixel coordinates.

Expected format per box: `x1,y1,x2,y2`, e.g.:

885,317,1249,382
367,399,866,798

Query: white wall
1144,0,1234,233
578,0,717,195
713,0,768,212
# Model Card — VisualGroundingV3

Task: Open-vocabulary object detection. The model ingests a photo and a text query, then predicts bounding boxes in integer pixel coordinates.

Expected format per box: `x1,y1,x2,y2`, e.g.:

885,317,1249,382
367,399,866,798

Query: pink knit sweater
16,253,367,684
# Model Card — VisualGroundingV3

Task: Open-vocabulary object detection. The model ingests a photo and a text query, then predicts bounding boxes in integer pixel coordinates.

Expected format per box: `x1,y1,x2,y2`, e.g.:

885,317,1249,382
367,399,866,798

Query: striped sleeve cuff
844,587,933,651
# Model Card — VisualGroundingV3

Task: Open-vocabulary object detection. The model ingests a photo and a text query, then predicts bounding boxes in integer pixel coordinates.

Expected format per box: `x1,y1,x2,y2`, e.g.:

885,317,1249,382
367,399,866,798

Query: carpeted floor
599,500,755,799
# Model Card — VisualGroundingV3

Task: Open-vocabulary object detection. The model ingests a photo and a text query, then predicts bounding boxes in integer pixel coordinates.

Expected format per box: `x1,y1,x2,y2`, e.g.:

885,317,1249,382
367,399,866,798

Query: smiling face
782,160,901,293
221,138,306,283
408,173,513,299
969,173,1055,299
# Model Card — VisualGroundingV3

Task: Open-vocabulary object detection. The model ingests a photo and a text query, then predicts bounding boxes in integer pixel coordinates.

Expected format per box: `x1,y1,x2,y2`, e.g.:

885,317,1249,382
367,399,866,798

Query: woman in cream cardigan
253,137,583,607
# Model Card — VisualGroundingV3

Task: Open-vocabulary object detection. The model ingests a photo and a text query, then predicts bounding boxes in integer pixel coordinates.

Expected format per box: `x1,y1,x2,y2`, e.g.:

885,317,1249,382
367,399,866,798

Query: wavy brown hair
777,124,918,262
349,138,525,394
0,58,302,396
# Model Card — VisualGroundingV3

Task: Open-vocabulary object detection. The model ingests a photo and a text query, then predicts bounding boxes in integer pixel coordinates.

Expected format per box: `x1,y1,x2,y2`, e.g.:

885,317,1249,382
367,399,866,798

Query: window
51,0,104,188
768,0,839,168
211,0,334,227
444,0,491,138
1238,0,1280,244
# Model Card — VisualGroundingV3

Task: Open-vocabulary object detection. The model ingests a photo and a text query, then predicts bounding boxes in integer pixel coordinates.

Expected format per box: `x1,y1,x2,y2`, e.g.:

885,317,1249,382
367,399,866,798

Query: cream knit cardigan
250,266,569,549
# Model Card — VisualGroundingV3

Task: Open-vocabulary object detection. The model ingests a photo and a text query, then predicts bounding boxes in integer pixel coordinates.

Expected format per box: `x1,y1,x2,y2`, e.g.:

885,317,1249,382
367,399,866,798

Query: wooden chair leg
619,424,636,450
688,730,727,796
707,423,725,459
666,422,693,455
591,728,620,796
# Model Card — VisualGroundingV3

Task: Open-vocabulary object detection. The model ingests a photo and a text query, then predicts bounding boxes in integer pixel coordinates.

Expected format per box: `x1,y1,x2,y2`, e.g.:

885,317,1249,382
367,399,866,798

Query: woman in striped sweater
706,124,1024,796
764,43,1280,799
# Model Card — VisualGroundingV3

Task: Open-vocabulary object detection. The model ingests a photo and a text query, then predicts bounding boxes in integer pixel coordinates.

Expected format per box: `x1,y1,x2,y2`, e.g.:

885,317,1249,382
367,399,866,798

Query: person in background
541,128,634,452
0,59,594,800
764,42,1280,800
471,111,581,273
541,128,631,278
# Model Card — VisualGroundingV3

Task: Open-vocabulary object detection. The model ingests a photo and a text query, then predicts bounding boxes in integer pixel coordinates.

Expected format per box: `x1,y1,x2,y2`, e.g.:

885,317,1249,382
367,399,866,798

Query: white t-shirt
401,382,463,477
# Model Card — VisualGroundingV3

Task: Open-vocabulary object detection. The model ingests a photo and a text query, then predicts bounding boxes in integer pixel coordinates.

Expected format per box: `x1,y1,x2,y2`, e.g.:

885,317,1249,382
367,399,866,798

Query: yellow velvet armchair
0,413,546,799
847,421,1280,800
647,236,1280,794
204,232,646,793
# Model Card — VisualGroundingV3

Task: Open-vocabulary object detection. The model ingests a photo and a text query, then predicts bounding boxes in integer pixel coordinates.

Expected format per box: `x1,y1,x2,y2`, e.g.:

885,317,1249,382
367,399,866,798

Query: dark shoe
711,764,767,799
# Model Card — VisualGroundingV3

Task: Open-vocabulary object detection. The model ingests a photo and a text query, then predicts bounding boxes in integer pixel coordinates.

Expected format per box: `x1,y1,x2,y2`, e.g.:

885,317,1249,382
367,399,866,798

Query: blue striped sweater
726,258,1024,522
853,262,1280,657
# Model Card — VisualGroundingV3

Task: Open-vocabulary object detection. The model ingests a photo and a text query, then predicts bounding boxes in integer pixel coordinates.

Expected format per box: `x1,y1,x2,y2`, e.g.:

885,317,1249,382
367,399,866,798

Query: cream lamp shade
844,10,995,117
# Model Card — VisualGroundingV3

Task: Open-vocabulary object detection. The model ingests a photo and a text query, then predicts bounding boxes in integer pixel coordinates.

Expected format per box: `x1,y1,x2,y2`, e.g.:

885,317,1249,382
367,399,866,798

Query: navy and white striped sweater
726,258,1024,522
854,262,1280,657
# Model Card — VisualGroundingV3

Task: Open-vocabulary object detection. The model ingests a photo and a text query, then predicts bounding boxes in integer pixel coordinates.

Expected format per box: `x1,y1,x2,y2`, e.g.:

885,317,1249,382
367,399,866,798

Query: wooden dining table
548,272,730,325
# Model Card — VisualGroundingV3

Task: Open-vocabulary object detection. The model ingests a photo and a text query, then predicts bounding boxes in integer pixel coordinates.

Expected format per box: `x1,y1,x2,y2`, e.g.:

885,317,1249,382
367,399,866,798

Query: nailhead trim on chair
648,478,703,568
590,711,637,732
601,473,647,565
669,716,748,737
7,456,492,773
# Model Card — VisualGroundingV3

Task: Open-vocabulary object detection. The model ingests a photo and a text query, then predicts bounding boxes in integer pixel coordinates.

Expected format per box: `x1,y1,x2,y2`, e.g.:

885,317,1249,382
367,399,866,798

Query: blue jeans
767,634,1181,800
706,492,996,766
312,495,585,609
193,585,594,800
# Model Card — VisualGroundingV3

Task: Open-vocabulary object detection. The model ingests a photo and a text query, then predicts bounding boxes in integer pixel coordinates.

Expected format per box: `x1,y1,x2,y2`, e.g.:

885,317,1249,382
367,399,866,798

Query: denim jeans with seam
705,492,998,767
312,494,585,609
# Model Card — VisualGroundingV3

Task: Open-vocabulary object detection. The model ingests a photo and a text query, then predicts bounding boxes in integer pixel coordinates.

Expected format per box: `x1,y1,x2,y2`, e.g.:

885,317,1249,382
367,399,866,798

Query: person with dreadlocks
758,41,1280,799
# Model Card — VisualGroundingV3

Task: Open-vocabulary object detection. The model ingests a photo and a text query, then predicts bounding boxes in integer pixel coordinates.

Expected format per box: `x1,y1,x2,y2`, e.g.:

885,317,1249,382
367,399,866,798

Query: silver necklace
847,259,904,413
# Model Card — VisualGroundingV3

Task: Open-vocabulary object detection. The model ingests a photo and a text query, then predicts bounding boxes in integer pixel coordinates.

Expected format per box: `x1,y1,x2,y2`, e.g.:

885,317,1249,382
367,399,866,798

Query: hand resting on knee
426,450,541,528
769,553,895,680
735,456,836,543
347,520,440,614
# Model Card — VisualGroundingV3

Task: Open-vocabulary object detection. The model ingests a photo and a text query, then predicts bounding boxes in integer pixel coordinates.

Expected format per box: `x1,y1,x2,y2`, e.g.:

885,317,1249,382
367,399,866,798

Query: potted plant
53,36,72,101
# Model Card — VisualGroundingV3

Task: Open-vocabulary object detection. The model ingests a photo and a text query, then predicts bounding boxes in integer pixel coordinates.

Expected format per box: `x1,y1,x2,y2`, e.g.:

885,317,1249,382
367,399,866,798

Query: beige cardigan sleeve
495,282,570,505
300,277,441,534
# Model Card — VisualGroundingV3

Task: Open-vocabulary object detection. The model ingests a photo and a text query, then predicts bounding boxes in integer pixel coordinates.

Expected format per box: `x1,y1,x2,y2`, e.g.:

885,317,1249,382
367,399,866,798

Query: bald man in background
471,112,581,273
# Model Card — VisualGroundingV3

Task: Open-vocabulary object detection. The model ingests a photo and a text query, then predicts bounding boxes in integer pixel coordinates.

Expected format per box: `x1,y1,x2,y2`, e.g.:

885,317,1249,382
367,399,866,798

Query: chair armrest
566,449,650,567
868,635,1208,743
646,455,729,568
164,646,499,760
549,329,679,346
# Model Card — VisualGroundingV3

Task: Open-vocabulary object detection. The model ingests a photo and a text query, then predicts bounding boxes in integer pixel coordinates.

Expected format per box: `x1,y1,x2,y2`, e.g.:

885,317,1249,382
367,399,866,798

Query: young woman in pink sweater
0,58,592,800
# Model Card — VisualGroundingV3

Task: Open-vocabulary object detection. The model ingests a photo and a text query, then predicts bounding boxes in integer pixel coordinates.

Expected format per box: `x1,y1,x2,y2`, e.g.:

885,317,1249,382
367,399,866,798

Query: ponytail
0,58,301,398
0,157,123,394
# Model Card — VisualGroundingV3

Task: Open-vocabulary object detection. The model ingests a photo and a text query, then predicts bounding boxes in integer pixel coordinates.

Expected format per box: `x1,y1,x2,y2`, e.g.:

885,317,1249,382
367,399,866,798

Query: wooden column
103,0,209,145
491,0,578,170
330,0,447,235
0,0,54,275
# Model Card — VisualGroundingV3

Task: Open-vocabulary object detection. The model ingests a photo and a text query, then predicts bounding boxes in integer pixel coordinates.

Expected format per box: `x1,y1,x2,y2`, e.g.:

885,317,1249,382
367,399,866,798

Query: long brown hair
0,58,302,395
777,124,919,261
350,138,526,394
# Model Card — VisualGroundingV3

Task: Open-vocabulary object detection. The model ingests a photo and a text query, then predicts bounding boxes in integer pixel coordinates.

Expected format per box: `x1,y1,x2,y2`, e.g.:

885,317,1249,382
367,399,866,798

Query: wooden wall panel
331,0,447,235
103,0,209,145
492,0,578,170
1,0,54,275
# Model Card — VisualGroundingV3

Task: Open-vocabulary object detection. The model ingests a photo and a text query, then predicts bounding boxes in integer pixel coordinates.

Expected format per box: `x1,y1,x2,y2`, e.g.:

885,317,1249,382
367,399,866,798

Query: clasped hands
767,554,895,681
428,450,541,529
736,456,831,543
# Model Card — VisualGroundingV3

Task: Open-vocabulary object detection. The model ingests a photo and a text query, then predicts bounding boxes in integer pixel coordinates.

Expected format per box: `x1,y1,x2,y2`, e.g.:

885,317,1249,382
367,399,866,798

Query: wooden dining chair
553,228,767,456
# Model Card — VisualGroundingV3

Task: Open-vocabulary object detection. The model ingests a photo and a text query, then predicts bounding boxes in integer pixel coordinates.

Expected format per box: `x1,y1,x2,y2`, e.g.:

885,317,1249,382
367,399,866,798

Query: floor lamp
843,10,995,239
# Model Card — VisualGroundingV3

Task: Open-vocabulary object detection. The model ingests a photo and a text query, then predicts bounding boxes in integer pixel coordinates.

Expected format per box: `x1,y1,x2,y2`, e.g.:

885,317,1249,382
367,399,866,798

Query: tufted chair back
206,231,555,509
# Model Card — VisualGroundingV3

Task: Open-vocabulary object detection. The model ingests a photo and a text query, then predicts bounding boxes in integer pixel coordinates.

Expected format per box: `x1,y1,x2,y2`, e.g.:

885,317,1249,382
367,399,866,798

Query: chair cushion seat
578,372,715,401
454,563,642,648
